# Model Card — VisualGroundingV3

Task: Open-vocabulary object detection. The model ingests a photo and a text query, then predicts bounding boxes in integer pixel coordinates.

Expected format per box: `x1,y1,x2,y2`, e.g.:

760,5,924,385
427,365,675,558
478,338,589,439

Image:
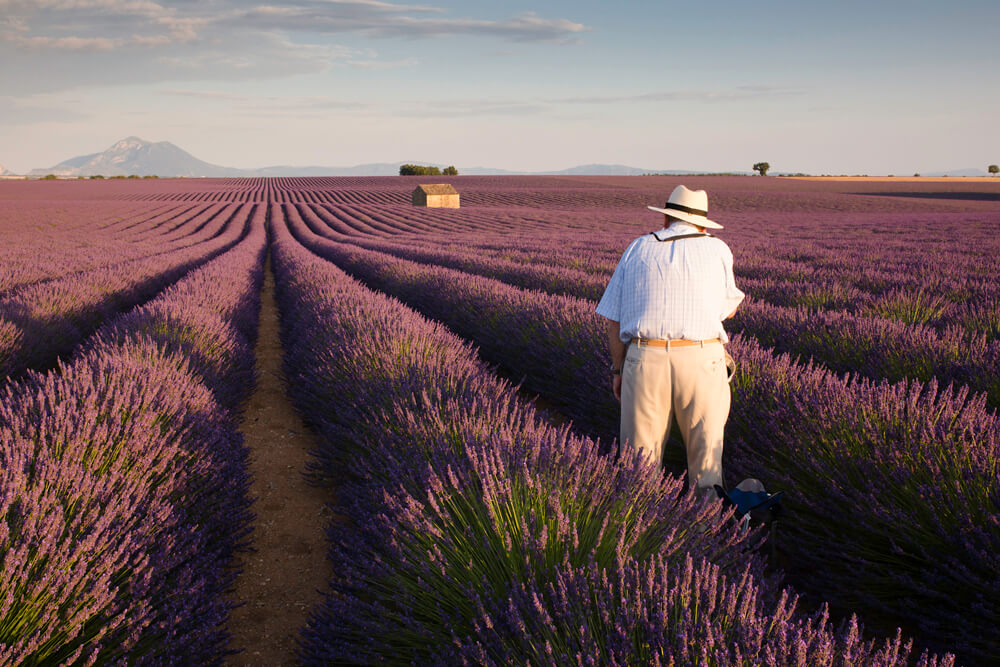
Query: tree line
399,164,458,176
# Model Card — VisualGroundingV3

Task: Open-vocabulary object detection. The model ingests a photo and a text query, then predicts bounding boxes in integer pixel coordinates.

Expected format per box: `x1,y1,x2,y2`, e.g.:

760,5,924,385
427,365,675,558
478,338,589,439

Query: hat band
663,202,708,217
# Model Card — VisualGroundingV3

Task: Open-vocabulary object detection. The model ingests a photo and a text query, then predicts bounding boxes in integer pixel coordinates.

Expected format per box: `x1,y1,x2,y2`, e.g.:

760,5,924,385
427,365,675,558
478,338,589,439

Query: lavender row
309,201,617,239
284,207,996,663
301,202,999,328
730,298,1000,408
0,203,252,381
296,209,1000,408
734,276,1000,336
301,200,998,311
0,208,265,663
268,216,947,666
0,204,236,299
0,202,224,295
285,203,615,435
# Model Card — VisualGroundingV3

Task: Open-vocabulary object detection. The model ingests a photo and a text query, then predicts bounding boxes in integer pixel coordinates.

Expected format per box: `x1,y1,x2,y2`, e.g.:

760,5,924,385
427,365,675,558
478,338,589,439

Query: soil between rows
225,257,337,666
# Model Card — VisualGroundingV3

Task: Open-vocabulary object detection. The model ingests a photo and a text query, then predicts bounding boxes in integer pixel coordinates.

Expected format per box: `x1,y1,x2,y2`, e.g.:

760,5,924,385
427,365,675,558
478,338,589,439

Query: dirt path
226,256,335,666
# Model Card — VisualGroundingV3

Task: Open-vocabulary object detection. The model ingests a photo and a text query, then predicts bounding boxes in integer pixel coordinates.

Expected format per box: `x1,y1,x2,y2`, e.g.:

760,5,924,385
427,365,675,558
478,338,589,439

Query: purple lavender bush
0,203,253,381
724,335,1000,664
280,204,991,663
294,202,1000,409
282,204,616,439
0,209,264,663
456,555,952,667
730,298,1000,409
0,200,231,294
269,212,949,666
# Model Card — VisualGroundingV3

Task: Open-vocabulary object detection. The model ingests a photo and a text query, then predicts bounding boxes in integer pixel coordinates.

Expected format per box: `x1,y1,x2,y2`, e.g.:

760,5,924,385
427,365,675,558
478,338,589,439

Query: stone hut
412,184,460,208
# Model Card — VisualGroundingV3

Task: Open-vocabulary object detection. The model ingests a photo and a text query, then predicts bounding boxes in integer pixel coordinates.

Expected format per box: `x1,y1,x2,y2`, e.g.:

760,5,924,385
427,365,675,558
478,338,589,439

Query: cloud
1,0,203,51
551,85,806,105
1,1,587,53
344,57,417,69
225,5,587,43
0,27,347,94
159,88,371,111
0,1,588,93
364,12,588,42
387,85,807,119
0,96,91,124
397,99,548,118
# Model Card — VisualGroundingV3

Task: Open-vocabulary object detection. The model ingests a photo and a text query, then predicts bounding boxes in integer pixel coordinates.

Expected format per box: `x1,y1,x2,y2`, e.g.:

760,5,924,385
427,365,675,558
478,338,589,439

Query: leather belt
631,337,721,348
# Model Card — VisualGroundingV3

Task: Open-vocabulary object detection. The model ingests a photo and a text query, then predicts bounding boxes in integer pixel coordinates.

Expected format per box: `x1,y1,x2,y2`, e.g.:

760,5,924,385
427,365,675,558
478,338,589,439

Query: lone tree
753,162,770,176
989,164,999,176
442,165,459,175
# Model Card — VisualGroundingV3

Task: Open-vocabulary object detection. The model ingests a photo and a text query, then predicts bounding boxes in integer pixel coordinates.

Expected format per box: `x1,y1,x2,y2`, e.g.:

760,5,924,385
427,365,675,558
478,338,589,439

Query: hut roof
414,184,458,195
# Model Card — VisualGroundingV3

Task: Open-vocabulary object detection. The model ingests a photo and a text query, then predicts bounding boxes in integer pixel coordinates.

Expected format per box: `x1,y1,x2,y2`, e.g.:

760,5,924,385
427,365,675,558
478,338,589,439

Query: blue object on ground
714,485,783,517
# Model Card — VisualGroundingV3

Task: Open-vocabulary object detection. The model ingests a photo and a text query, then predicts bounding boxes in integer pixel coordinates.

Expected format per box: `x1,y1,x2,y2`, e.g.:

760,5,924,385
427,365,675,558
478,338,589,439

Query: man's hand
605,319,626,402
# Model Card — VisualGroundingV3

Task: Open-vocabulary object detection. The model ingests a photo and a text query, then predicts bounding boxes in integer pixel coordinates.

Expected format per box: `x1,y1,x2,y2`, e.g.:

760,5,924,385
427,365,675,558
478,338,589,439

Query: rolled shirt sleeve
720,246,745,318
596,239,639,322
595,270,621,322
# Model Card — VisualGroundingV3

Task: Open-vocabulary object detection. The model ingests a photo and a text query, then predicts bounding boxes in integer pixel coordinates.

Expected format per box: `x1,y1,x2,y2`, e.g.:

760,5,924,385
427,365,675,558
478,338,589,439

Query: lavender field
1,175,998,665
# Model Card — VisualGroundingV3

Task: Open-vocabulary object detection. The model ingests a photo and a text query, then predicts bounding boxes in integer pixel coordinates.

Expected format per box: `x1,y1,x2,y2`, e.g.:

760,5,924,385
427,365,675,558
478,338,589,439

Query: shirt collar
666,221,699,233
651,221,700,241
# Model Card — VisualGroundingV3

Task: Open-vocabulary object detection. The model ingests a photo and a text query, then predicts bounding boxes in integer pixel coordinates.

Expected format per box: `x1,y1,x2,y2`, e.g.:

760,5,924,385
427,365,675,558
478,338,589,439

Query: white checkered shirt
596,222,745,343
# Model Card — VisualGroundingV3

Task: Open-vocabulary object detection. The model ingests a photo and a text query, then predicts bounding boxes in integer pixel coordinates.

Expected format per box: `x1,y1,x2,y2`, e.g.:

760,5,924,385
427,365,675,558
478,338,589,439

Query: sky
1,0,999,174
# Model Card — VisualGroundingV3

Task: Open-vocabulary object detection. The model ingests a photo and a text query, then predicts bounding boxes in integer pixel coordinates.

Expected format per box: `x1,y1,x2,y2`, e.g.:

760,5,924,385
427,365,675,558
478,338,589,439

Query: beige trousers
620,342,731,495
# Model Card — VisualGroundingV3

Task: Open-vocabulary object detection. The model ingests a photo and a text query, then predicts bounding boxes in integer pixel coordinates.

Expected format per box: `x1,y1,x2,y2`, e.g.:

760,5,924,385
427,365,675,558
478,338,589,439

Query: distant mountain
0,162,10,175
538,163,698,176
252,162,408,177
249,162,695,176
29,137,246,177
369,163,703,176
26,136,742,178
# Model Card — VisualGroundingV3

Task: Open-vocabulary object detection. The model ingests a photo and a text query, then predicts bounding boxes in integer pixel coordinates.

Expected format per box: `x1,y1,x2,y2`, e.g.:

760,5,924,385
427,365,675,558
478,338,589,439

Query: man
596,185,744,497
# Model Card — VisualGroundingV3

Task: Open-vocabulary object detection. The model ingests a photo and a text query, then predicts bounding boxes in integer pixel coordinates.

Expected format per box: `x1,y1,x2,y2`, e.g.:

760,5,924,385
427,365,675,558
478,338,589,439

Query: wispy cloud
0,1,587,93
159,89,371,111
551,85,806,105
1,0,203,50
364,12,588,42
345,57,418,69
221,3,585,42
391,85,807,118
1,1,587,52
398,99,548,118
154,83,805,122
0,95,91,124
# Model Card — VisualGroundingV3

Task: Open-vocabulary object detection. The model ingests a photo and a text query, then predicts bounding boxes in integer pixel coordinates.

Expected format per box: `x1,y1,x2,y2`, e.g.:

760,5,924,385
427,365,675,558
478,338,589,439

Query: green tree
989,164,999,176
442,165,459,175
400,164,443,176
753,162,770,176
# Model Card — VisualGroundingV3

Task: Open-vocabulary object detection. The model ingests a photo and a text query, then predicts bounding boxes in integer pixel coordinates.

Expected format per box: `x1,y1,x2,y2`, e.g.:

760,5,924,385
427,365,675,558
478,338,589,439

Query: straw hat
647,185,723,229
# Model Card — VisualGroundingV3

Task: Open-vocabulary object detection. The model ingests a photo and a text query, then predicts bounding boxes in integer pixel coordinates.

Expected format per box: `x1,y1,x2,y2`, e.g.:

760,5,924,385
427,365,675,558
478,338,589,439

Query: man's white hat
647,185,723,229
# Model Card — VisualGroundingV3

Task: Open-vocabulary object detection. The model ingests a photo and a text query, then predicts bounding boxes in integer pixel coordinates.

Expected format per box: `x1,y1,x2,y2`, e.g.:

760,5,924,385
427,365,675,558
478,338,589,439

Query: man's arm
720,249,744,320
607,319,626,401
